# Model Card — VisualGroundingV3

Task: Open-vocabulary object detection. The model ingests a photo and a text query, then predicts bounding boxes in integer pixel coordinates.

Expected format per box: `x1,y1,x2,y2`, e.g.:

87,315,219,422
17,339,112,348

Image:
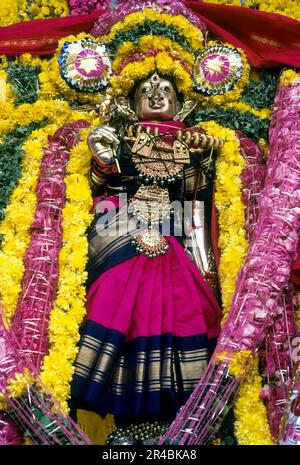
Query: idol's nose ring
148,89,163,102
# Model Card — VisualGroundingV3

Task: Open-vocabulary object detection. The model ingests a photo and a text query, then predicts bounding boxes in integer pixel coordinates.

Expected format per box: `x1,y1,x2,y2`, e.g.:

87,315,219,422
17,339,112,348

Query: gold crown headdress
53,0,250,107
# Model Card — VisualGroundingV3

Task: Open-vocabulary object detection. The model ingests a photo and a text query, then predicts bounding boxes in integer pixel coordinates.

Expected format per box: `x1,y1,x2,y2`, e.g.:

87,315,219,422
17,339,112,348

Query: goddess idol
70,50,225,421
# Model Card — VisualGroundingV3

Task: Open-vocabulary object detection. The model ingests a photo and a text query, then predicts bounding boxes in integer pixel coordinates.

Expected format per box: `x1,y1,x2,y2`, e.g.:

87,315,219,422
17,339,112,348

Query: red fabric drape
187,1,300,68
0,11,103,55
0,2,299,68
292,242,300,288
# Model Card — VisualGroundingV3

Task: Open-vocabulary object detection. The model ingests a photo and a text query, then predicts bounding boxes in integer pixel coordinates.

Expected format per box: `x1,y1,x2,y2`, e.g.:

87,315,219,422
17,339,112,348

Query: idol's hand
88,126,120,166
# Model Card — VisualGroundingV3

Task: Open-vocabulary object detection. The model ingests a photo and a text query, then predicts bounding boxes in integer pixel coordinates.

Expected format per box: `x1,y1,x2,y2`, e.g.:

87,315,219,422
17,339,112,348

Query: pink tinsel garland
0,315,92,445
10,121,88,371
0,121,89,444
69,0,111,16
161,77,300,444
238,132,299,440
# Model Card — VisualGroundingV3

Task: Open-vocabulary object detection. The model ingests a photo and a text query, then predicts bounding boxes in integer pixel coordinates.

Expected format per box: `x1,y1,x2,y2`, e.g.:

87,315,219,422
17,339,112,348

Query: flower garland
0,0,68,26
261,289,298,440
224,102,271,120
18,0,67,22
0,122,45,223
91,0,207,37
0,102,94,324
162,62,300,445
111,35,195,71
0,100,71,138
69,0,110,16
231,132,274,444
40,126,94,412
110,52,192,98
0,0,18,27
234,357,275,445
223,67,300,446
10,121,89,373
279,69,300,87
198,121,248,320
100,9,204,52
192,122,272,444
106,37,249,105
0,123,62,324
115,49,192,77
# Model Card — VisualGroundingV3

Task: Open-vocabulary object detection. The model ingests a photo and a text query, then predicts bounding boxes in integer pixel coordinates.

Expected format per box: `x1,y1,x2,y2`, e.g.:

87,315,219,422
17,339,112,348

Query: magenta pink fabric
86,236,222,342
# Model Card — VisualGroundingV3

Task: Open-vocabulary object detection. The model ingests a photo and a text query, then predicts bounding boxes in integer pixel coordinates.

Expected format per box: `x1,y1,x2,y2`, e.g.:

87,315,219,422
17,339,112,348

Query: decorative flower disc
58,38,112,93
193,44,244,96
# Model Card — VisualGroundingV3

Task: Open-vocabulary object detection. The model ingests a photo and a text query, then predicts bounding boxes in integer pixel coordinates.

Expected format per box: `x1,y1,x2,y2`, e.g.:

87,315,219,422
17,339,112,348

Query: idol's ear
173,99,197,121
115,95,139,122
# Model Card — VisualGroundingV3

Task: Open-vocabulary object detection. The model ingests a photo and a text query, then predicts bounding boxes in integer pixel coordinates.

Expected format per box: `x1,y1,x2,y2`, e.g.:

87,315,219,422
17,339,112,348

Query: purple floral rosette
193,44,244,96
59,38,112,93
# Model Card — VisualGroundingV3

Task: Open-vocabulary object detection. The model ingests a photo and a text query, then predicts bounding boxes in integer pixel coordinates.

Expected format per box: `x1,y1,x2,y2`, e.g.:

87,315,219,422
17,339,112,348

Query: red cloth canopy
0,2,299,68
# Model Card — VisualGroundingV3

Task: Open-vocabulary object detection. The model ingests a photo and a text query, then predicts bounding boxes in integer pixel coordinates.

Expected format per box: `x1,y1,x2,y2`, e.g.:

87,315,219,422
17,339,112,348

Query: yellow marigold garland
225,101,272,120
218,350,252,377
198,121,272,444
0,0,68,26
0,368,34,409
40,127,95,412
0,0,19,26
0,102,95,324
110,52,193,98
112,35,195,71
234,357,275,444
0,122,65,323
0,100,72,138
198,121,248,319
101,9,204,51
19,0,68,21
279,69,300,87
110,41,250,105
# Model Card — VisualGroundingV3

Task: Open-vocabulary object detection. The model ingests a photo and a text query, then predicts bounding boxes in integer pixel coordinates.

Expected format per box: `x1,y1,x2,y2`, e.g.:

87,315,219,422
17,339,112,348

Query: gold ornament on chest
125,125,193,186
129,185,172,258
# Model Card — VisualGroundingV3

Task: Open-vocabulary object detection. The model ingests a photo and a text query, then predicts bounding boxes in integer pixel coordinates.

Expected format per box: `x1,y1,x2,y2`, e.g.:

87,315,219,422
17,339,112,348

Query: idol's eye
163,86,170,93
142,86,151,93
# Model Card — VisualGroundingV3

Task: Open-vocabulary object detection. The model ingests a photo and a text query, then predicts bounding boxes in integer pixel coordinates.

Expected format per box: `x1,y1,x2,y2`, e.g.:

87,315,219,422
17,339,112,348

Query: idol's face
133,73,180,121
